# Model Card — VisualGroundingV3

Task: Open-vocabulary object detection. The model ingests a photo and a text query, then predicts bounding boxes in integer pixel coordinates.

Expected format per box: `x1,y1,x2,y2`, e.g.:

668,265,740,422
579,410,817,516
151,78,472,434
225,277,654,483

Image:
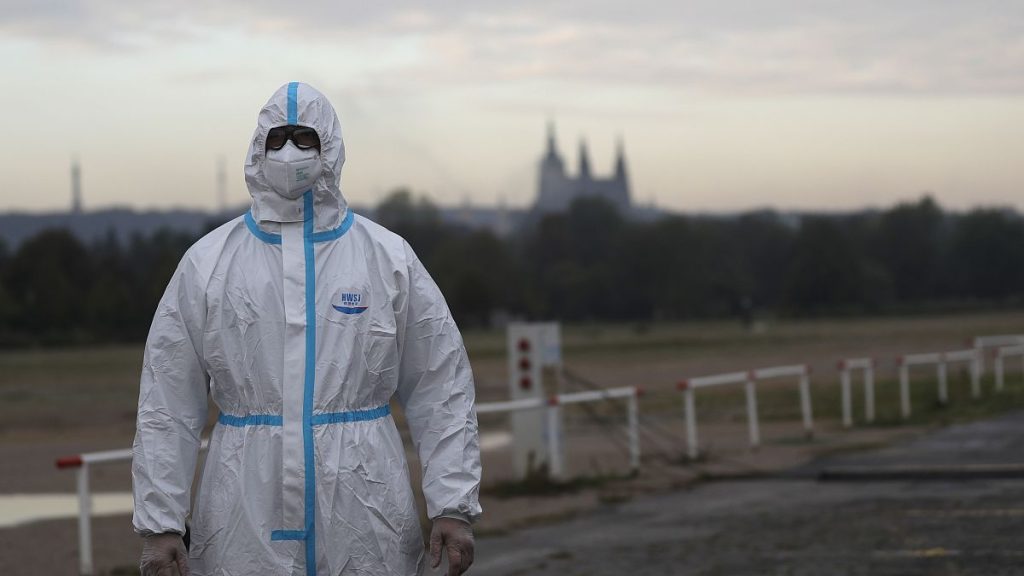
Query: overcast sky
1,1,1022,213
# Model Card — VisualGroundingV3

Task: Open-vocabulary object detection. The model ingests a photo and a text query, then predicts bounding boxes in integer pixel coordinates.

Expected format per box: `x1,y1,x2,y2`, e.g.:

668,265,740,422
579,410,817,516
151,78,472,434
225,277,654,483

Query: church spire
546,121,557,156
614,136,627,181
578,138,591,179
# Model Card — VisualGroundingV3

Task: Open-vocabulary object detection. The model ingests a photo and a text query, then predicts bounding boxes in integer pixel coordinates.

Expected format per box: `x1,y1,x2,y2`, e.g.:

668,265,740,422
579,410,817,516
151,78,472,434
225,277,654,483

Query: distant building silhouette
71,156,82,215
534,123,631,214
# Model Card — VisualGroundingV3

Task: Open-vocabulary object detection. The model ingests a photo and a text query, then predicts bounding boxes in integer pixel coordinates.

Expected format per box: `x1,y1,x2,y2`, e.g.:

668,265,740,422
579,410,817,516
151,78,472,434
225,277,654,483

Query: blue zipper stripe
271,530,307,541
287,82,299,125
301,190,317,576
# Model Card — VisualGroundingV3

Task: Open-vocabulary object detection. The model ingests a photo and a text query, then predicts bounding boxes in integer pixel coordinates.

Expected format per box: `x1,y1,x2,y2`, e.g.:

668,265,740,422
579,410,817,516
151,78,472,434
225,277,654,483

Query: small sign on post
507,322,562,480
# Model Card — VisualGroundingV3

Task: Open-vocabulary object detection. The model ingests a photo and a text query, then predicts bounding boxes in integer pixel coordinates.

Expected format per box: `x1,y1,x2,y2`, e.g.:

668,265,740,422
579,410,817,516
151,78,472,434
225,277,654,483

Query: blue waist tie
217,404,391,427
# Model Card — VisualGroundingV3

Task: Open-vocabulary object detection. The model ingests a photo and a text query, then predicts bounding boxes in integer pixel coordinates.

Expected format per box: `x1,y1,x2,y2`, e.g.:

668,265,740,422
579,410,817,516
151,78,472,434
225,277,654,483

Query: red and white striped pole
55,448,135,576
55,443,206,575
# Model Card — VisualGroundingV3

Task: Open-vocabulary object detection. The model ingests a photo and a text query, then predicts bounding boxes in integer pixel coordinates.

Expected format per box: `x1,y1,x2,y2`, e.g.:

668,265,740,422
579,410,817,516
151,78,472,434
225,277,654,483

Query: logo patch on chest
332,289,369,315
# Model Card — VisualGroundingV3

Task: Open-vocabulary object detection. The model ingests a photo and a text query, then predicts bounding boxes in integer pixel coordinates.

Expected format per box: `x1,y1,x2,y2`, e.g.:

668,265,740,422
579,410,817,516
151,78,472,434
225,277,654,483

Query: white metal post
76,464,93,576
840,369,852,428
865,365,876,423
996,353,1006,391
974,335,1024,377
799,373,813,438
626,392,640,471
900,364,911,419
744,378,761,448
937,361,948,405
545,403,564,479
975,342,985,378
683,388,698,460
970,353,981,398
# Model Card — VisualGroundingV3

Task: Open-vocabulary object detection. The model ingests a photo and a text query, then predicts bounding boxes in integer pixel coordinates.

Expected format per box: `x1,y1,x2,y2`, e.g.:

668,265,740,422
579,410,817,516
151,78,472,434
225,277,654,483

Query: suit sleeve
394,241,483,523
131,254,210,536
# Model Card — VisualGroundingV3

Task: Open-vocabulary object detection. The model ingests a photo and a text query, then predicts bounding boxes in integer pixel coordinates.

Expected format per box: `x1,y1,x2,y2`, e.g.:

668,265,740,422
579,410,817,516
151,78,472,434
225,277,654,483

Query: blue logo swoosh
333,305,368,315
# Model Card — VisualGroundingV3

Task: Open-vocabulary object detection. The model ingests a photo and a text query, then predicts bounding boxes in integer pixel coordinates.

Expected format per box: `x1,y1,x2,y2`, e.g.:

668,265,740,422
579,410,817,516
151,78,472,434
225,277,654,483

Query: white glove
429,517,475,576
140,532,189,576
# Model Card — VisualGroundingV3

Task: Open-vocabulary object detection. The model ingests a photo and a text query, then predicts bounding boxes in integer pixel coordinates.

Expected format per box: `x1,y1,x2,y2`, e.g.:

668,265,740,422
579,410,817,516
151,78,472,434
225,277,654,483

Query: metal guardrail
676,364,812,460
973,334,1024,376
994,345,1024,392
54,441,210,576
897,349,980,418
837,358,876,427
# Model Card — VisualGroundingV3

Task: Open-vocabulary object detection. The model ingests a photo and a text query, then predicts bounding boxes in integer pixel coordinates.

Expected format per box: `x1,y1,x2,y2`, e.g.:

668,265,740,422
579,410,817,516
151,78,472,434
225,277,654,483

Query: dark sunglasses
266,125,321,151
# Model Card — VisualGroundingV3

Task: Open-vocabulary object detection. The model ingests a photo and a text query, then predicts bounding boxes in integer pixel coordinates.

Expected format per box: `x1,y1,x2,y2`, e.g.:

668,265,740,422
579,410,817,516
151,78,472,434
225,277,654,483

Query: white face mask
264,141,322,200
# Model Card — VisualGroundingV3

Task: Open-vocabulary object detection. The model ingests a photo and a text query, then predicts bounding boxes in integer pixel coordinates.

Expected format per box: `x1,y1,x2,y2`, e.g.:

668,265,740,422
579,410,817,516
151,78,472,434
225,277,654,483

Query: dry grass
3,310,1024,439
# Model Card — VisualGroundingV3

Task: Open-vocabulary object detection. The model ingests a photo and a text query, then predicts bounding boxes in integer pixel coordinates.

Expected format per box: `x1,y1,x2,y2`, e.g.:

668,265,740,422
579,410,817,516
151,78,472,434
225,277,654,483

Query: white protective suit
132,82,482,576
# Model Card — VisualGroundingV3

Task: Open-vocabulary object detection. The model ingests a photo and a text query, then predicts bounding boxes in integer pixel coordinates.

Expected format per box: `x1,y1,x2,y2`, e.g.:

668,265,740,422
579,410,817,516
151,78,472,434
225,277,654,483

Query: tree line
1,192,1022,346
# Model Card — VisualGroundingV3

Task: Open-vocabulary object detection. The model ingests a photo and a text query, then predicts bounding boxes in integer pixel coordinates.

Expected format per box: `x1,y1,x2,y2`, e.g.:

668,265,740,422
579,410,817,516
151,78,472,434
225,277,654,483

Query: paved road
474,411,1024,575
801,410,1024,472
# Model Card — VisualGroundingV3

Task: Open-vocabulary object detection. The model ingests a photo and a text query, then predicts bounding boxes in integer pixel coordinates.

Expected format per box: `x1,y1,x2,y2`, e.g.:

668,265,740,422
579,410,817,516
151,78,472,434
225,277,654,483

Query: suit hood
244,81,347,231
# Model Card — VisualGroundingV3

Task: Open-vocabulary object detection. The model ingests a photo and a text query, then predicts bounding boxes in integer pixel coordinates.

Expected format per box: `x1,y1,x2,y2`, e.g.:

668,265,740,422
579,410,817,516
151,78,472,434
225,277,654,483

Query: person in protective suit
132,82,481,576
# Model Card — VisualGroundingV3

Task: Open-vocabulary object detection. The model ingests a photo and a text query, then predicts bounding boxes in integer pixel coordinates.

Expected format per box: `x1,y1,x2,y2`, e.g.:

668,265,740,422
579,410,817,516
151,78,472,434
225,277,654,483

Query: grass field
0,346,144,439
4,310,1024,440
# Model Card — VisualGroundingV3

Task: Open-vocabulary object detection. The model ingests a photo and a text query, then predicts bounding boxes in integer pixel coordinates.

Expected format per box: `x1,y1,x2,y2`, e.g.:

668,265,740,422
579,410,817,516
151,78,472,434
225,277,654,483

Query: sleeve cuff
435,512,473,525
136,528,186,537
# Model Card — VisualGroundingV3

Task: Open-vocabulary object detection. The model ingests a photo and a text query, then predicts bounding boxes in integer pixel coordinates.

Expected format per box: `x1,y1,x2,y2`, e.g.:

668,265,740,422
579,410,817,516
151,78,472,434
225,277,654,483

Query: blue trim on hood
244,211,283,244
287,82,299,125
310,209,355,243
245,210,352,245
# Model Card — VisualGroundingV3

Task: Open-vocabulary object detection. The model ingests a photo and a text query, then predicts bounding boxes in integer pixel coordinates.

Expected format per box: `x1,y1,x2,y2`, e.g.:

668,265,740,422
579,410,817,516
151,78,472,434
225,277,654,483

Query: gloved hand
429,517,475,576
140,532,189,576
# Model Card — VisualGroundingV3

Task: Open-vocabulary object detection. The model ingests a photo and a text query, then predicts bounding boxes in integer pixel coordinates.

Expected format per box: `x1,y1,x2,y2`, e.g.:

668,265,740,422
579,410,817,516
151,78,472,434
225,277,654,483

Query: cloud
2,0,1023,94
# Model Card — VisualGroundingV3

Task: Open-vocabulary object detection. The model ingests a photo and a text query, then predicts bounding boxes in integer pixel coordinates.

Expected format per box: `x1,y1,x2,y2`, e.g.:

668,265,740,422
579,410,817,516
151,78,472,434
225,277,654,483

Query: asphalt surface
801,410,1024,473
474,411,1024,575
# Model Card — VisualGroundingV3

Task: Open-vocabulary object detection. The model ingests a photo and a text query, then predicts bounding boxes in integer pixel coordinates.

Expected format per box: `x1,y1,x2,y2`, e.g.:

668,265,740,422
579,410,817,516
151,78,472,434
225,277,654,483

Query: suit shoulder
350,213,410,259
180,215,246,277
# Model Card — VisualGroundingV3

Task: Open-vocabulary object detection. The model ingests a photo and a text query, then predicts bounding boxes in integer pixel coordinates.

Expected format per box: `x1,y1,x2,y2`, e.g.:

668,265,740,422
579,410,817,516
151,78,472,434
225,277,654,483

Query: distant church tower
71,156,83,215
533,123,631,215
535,122,569,213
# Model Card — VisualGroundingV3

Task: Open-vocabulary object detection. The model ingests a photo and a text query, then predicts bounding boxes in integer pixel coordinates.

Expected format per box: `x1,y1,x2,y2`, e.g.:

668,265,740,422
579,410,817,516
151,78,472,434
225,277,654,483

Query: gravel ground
474,411,1024,576
476,478,1024,575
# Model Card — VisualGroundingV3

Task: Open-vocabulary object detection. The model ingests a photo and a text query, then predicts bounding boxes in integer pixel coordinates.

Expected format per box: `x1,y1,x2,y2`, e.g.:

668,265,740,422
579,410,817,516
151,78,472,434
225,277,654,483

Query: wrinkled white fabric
265,141,323,200
132,82,482,576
